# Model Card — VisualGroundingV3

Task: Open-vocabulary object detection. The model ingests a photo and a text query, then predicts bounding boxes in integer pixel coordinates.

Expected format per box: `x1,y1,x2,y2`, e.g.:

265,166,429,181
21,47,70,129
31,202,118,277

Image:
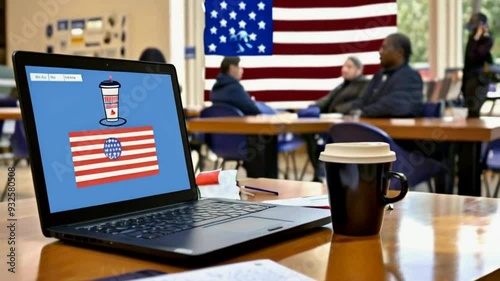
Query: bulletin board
45,13,128,59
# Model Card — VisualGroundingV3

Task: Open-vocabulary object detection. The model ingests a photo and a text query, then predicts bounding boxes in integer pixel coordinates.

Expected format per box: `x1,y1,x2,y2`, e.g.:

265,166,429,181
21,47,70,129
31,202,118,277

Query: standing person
462,12,494,117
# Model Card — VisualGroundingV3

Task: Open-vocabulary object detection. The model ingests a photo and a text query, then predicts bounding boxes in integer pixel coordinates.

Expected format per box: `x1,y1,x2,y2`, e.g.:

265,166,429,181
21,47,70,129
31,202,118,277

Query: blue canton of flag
204,0,273,56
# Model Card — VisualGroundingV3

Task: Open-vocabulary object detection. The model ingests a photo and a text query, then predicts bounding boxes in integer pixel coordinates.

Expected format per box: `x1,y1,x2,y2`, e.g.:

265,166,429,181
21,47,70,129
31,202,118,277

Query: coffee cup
99,78,121,122
319,142,408,236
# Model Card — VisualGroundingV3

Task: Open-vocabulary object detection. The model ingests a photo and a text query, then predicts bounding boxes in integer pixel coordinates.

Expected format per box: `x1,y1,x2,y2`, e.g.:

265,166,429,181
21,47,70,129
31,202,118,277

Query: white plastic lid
319,142,396,164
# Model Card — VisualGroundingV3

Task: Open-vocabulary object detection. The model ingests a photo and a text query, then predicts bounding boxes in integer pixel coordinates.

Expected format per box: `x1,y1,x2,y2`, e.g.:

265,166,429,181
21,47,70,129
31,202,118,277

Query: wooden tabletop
1,178,500,280
187,115,500,141
0,107,21,120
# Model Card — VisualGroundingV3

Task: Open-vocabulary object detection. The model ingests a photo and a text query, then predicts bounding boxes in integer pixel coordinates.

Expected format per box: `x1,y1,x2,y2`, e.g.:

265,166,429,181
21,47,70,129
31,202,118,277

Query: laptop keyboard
79,201,275,240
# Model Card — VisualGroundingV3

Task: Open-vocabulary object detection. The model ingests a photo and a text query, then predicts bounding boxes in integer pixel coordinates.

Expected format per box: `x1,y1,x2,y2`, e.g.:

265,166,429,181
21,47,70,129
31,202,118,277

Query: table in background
187,115,500,196
1,178,500,281
0,107,21,120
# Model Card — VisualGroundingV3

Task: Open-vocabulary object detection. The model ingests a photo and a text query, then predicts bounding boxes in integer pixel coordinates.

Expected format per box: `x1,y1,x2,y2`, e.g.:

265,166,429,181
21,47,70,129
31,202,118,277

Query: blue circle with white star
103,138,122,160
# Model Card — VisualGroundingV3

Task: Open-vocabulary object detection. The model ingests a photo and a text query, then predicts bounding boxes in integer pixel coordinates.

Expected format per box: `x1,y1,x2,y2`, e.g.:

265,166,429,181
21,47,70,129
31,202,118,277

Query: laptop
11,51,331,264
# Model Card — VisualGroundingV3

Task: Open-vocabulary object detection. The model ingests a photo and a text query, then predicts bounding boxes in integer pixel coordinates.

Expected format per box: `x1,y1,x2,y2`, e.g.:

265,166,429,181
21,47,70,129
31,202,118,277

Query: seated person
210,56,261,115
315,56,368,114
209,57,275,178
351,33,423,117
304,56,367,181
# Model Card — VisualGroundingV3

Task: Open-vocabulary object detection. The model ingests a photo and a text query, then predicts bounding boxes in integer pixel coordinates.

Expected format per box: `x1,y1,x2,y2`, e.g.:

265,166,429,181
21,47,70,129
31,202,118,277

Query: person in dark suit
209,57,274,178
352,33,423,117
210,56,261,115
461,12,494,117
315,56,368,114
304,56,367,181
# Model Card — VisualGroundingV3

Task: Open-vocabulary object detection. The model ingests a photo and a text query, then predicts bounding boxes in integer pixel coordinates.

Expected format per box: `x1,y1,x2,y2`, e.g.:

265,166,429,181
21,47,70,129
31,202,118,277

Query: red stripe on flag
273,0,396,8
74,160,159,177
205,64,381,80
72,143,157,158
273,15,396,32
69,126,153,137
76,170,159,188
70,134,155,147
73,151,156,166
273,39,384,55
204,90,330,102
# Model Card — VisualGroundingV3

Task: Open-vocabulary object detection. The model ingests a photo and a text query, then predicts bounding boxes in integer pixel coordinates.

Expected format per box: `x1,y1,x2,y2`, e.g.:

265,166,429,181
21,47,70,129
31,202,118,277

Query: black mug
319,142,409,236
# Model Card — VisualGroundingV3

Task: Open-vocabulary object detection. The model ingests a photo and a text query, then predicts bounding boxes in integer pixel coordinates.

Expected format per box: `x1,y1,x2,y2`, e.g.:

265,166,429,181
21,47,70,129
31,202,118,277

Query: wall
5,0,170,65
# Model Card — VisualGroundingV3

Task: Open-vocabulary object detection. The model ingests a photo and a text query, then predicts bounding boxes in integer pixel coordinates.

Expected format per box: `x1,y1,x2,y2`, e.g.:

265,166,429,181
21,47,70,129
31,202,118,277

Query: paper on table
196,169,240,200
132,259,315,281
263,195,330,209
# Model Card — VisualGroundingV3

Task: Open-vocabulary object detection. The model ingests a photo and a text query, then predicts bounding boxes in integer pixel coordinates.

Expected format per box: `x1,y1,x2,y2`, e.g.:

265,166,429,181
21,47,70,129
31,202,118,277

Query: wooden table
1,178,500,281
187,115,500,196
0,107,21,120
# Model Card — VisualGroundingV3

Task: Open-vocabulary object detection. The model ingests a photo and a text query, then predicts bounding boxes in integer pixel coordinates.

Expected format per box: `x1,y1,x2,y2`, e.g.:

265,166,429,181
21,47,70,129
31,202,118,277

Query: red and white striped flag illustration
69,126,159,188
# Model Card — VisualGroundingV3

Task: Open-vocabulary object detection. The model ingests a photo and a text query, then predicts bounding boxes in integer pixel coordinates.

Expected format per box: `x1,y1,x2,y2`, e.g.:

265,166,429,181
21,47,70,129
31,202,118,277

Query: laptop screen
25,65,191,213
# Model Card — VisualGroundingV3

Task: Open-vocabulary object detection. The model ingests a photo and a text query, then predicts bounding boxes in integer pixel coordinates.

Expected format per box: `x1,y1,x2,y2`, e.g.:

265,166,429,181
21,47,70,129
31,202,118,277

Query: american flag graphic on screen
69,126,159,188
204,0,397,101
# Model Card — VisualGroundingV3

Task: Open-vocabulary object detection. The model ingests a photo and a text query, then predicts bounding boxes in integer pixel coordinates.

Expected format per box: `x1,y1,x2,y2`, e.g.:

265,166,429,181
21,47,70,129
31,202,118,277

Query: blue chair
200,104,248,171
0,120,29,201
481,140,500,197
422,101,445,118
255,102,305,179
297,105,327,180
328,122,446,190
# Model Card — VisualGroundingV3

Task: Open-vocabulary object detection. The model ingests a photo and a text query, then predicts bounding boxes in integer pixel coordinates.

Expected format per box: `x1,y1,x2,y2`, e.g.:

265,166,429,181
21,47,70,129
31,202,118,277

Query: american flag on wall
204,0,397,101
69,126,159,188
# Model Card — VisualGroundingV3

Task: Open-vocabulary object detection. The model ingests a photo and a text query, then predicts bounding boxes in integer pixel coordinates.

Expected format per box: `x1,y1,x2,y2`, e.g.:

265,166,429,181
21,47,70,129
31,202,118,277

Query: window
397,0,430,65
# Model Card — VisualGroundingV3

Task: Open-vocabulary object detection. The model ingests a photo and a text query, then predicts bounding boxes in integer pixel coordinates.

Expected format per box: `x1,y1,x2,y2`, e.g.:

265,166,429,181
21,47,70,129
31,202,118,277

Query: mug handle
382,171,409,204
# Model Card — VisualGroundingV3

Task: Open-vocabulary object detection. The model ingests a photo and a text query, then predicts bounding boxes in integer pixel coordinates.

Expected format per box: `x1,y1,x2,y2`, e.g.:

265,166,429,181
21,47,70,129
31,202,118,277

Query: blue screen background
25,66,191,213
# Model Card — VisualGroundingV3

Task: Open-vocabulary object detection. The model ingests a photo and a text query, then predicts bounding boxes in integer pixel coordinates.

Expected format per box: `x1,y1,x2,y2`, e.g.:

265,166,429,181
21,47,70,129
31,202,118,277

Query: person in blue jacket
352,33,423,117
210,56,262,115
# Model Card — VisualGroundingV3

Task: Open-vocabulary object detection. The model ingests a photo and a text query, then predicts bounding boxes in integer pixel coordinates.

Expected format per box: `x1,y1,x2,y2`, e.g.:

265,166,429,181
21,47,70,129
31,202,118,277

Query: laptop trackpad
207,217,286,233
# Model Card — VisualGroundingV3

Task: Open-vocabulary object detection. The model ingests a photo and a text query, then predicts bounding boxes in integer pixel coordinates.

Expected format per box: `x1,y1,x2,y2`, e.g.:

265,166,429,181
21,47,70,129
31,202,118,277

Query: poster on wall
46,13,128,59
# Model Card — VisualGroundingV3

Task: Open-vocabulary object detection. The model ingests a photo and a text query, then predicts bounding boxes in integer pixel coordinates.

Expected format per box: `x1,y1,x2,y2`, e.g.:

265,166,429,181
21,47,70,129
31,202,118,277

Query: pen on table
244,186,279,196
238,187,255,197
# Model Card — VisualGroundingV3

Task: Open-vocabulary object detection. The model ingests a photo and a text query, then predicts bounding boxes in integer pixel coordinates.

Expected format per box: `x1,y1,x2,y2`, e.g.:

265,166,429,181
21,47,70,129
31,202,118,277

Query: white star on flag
210,26,217,34
258,20,266,29
249,33,257,41
238,20,247,29
208,43,217,52
219,35,227,43
258,44,266,53
220,19,227,27
229,27,236,35
210,10,218,18
239,1,246,10
249,12,256,20
220,1,228,10
257,1,265,10
229,11,237,20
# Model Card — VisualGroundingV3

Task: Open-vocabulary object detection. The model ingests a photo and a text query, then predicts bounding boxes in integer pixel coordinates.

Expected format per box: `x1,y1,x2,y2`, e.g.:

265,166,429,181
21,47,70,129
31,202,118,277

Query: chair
255,102,305,179
0,120,29,202
481,140,500,197
328,122,446,190
420,101,447,192
200,104,248,171
422,101,444,118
